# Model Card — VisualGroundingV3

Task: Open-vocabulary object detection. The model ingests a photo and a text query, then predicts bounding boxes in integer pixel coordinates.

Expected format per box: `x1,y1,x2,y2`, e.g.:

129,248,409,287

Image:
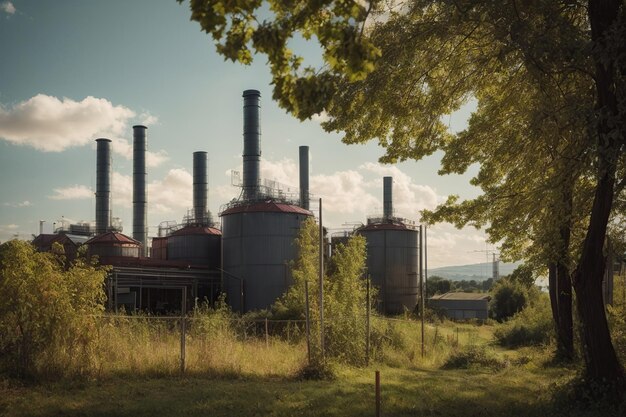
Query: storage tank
358,177,419,314
220,90,313,312
221,202,312,312
166,225,221,267
85,232,140,262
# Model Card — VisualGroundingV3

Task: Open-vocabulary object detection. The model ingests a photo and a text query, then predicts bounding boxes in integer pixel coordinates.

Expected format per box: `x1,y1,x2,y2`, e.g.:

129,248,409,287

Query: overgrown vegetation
0,240,106,379
489,277,538,321
494,295,554,348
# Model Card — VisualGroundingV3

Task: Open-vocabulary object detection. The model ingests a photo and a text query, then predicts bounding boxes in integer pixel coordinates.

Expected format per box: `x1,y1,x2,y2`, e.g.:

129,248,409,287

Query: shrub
0,240,106,378
489,277,536,321
442,345,506,371
494,295,554,348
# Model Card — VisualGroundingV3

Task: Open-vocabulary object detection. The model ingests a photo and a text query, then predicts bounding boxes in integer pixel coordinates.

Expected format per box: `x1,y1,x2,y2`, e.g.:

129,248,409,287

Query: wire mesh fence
91,313,485,375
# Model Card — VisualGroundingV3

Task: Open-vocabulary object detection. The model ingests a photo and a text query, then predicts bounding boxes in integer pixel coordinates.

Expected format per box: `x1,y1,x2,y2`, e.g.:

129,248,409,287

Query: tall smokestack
242,89,261,201
383,176,393,219
133,125,147,255
299,146,310,210
193,151,208,224
95,138,112,234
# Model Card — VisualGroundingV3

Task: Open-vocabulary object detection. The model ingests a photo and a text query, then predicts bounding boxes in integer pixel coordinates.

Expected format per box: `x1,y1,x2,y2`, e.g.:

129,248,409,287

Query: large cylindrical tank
220,202,312,312
358,222,419,314
167,225,221,267
85,232,141,262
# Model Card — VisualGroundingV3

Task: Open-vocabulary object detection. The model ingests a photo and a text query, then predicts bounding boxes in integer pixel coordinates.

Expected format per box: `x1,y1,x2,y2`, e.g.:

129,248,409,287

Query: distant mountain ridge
428,262,520,281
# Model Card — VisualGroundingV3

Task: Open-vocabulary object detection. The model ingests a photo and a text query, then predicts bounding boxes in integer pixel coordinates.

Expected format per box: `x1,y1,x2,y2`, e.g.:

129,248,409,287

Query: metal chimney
95,138,112,235
299,146,310,210
242,89,261,201
193,151,208,224
383,176,393,219
133,125,147,256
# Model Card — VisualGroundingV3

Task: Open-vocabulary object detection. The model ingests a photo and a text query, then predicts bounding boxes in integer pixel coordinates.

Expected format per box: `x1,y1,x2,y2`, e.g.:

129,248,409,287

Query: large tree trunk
556,261,574,361
573,0,625,388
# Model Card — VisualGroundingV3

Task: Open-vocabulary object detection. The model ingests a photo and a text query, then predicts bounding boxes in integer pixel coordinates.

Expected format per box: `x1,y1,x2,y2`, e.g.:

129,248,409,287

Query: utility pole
419,225,424,358
319,197,325,358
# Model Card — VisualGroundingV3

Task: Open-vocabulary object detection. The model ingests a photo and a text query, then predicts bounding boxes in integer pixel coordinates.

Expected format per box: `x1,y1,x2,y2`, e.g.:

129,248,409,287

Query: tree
489,277,534,322
273,218,370,365
181,0,625,388
426,275,452,297
0,240,106,377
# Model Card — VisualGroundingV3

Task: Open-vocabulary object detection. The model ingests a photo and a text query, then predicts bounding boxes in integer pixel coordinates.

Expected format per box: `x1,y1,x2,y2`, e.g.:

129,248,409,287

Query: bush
0,240,106,378
489,277,536,321
442,345,506,371
494,295,554,348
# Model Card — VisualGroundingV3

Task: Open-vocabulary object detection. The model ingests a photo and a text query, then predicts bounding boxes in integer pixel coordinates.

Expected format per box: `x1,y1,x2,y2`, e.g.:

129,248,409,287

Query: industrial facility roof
430,292,491,301
32,233,75,247
169,225,222,236
85,232,141,246
220,201,312,216
358,222,414,231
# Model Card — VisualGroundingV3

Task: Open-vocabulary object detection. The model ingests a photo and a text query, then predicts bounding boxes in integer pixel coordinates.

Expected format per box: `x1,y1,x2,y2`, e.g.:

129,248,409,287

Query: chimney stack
95,138,112,234
193,151,208,224
133,125,147,255
383,176,393,219
299,146,310,210
242,90,261,201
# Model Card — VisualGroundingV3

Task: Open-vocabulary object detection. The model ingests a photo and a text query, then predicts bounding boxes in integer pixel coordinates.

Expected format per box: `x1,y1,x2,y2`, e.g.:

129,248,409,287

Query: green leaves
181,0,381,119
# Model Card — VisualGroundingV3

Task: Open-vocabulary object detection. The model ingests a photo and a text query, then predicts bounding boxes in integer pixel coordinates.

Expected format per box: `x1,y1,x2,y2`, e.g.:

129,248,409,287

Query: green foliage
506,264,536,289
494,294,554,348
0,240,107,378
607,302,626,363
442,345,507,371
179,0,381,119
426,275,451,296
273,219,370,366
489,278,536,322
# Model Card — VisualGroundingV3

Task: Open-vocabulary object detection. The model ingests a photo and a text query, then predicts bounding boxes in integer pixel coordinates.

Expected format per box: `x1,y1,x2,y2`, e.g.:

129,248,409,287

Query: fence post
305,280,312,365
375,370,381,417
366,278,371,366
180,287,187,374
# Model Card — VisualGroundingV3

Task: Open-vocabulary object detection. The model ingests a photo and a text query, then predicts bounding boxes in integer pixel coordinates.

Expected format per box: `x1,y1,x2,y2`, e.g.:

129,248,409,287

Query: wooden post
319,197,325,359
180,287,187,374
420,225,425,358
375,370,381,417
305,280,312,364
366,277,371,366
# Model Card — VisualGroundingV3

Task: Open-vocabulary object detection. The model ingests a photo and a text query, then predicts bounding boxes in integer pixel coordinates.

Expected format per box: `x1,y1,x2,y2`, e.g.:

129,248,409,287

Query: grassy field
0,361,611,417
2,317,624,417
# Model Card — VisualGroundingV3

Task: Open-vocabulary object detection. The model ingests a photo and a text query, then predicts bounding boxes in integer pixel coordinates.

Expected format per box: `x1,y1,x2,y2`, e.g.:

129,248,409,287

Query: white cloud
148,169,193,213
0,95,133,151
425,223,489,268
48,185,93,200
110,138,169,168
1,1,16,15
311,111,329,124
0,94,168,167
109,169,193,214
4,224,19,230
3,200,32,207
311,170,379,215
359,162,439,218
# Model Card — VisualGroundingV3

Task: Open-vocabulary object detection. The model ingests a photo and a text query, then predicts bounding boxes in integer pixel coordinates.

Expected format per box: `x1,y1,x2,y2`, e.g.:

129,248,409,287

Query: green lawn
2,362,620,417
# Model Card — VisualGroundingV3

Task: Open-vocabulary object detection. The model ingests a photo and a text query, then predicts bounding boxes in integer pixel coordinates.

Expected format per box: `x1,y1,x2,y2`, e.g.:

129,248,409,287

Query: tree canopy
180,0,625,389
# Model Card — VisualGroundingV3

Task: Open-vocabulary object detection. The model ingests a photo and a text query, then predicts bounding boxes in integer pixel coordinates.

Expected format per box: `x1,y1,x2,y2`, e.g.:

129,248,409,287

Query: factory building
429,292,491,321
220,90,313,313
29,89,428,317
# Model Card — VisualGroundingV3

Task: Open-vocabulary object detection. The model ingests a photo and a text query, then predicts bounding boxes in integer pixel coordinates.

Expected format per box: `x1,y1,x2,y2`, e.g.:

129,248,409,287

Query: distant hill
428,262,520,281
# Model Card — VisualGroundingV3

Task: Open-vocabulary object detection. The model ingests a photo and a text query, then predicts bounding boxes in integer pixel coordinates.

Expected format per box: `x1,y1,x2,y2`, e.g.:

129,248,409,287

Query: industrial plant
31,90,425,315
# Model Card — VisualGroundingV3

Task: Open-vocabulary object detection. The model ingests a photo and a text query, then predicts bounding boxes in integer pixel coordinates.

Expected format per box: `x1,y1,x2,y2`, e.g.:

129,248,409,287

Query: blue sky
0,0,495,267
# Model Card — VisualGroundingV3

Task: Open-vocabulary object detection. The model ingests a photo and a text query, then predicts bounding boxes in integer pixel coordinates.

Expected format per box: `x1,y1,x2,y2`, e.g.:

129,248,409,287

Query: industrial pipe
242,90,261,201
133,125,147,255
95,138,112,234
299,145,310,210
193,151,208,224
383,176,393,219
